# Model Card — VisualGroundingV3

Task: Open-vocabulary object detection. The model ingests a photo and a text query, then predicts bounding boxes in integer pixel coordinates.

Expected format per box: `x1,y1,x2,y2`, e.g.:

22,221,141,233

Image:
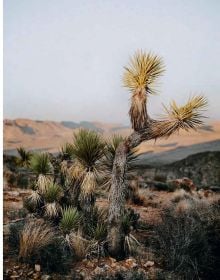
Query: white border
1,0,4,276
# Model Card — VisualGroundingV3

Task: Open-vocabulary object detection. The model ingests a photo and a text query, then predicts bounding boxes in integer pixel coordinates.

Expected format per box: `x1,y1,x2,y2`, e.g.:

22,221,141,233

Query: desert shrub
69,232,90,260
91,223,107,241
167,180,178,192
82,206,108,236
19,219,55,259
151,201,220,279
8,220,25,254
16,174,29,188
152,181,169,191
171,189,193,203
7,208,27,221
154,174,167,183
37,237,73,273
60,206,81,233
6,172,17,187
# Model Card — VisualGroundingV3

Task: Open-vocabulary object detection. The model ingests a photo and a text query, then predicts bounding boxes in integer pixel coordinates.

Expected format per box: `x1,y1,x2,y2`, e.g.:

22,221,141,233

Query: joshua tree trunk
107,142,128,257
108,127,150,257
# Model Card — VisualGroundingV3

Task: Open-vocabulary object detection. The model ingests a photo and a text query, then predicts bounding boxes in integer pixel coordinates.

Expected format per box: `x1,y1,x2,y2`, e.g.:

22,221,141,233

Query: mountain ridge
4,118,220,165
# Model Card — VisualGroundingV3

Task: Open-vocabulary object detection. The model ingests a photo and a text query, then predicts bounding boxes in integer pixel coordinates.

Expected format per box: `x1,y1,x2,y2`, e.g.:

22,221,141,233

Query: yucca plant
60,206,81,234
16,147,32,168
72,129,105,169
43,182,63,203
108,50,207,257
30,153,53,175
71,129,105,214
91,223,107,241
122,213,141,256
60,142,74,160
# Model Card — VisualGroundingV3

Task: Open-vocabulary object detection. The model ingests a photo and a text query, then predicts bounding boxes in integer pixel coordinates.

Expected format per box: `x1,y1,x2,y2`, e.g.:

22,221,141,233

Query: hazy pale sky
4,0,220,124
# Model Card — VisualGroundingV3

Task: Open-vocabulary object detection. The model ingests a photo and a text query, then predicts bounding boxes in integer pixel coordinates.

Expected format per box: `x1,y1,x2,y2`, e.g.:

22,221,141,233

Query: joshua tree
107,50,207,257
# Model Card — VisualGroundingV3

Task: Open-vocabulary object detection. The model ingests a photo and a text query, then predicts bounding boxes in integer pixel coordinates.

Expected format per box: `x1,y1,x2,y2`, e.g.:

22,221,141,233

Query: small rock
41,275,51,280
5,269,11,274
35,264,41,272
93,267,103,274
79,271,86,277
86,260,94,268
10,275,19,279
109,257,116,264
144,261,155,268
103,264,110,271
27,270,34,276
10,191,20,197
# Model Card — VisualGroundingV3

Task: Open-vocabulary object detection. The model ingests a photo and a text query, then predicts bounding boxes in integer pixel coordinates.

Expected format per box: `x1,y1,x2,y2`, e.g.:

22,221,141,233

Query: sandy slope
3,119,220,157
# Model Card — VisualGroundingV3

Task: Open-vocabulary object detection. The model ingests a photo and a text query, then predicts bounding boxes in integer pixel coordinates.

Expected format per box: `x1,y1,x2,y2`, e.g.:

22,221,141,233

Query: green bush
153,181,169,191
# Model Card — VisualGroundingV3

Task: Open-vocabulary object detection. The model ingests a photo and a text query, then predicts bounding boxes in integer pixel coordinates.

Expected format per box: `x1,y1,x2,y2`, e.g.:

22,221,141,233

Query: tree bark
107,121,164,257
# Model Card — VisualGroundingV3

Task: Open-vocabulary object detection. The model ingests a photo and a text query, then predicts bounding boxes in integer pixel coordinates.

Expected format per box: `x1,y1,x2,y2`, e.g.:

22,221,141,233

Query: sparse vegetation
4,50,216,280
19,219,55,259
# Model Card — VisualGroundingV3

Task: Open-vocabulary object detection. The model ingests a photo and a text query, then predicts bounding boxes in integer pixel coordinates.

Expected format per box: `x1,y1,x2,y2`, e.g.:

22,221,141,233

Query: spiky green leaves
30,153,52,175
152,95,208,138
123,50,165,94
44,182,63,203
16,147,32,168
60,206,81,233
72,129,105,169
91,223,107,241
60,143,74,160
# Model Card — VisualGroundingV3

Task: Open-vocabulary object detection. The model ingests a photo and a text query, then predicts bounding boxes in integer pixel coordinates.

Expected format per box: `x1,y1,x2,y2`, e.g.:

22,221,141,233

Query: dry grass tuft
28,190,42,206
44,202,60,218
68,160,85,181
171,189,193,203
80,171,97,196
19,219,55,259
69,231,90,260
37,174,53,194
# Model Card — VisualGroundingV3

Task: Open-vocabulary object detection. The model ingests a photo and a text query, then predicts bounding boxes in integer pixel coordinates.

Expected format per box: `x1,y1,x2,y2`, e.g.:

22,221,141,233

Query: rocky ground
3,177,220,279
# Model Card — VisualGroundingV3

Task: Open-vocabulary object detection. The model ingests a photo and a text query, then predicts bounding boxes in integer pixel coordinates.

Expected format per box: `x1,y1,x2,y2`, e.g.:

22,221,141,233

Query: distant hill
138,139,220,166
3,119,220,163
138,151,220,187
